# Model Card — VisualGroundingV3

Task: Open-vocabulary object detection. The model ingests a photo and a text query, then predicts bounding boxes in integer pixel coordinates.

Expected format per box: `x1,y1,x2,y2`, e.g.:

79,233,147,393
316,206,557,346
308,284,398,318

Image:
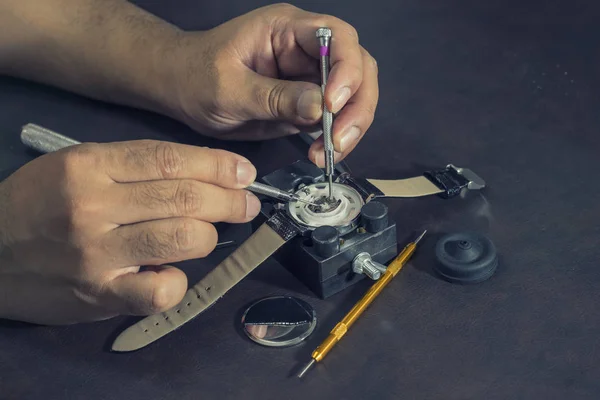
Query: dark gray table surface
1,1,600,399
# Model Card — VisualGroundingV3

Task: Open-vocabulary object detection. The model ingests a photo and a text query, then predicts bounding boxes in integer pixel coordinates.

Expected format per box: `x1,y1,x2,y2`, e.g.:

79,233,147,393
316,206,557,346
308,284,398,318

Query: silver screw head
316,27,332,38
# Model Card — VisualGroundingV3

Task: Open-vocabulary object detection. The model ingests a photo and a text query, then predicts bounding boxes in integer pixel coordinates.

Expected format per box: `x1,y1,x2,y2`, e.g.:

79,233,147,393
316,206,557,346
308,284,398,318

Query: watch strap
111,221,294,352
366,176,442,198
342,164,486,200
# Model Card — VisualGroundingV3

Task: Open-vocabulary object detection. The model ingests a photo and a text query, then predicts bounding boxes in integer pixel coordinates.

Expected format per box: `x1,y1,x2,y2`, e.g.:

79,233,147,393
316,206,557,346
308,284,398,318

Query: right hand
0,140,261,325
165,3,379,167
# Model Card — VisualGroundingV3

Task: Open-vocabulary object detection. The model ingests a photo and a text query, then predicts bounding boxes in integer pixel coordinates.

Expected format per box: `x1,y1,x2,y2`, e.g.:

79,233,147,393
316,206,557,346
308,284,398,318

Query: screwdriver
316,27,334,200
20,123,317,207
247,181,318,206
297,230,428,379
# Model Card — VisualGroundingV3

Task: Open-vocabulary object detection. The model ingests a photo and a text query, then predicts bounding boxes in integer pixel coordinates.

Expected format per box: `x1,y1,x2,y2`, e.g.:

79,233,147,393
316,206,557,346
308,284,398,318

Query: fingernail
340,126,361,152
297,89,322,120
236,161,256,185
246,192,261,219
332,86,351,113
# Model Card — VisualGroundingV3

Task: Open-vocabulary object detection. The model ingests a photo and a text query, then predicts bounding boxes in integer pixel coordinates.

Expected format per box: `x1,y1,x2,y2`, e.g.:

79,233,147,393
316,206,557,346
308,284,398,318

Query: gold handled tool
297,230,427,378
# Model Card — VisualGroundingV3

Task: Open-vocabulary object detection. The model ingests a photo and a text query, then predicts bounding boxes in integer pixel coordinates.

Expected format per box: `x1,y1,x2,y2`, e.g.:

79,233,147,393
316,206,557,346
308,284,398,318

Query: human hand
167,3,379,167
0,140,260,325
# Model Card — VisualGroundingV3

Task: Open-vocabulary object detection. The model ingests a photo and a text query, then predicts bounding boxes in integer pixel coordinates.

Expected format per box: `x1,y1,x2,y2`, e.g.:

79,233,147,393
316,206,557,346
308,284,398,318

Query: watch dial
286,182,364,230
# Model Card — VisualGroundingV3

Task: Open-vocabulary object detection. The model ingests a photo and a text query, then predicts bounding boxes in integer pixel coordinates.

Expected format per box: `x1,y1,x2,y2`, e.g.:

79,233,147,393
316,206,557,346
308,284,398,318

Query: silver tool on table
20,123,317,206
214,240,236,250
316,27,334,200
246,181,317,206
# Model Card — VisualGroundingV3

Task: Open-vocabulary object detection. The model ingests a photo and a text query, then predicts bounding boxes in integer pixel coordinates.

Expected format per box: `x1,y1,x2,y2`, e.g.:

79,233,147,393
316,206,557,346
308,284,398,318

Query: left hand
166,3,379,167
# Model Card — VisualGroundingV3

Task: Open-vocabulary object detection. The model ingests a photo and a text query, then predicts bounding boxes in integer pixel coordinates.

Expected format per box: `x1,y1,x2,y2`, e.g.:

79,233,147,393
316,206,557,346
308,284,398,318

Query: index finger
100,140,257,188
292,14,364,114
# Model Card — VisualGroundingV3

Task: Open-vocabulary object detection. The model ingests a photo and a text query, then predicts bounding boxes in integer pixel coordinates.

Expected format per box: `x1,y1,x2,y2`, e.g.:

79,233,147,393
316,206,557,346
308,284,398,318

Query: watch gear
287,182,364,231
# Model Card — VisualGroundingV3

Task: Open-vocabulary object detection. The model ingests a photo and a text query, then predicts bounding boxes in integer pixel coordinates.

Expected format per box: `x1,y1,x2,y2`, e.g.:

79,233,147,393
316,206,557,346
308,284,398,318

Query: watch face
286,182,364,231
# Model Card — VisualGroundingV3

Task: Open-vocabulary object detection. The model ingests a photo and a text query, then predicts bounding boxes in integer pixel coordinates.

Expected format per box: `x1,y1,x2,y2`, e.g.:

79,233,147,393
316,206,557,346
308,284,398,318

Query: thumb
103,266,187,316
241,72,323,124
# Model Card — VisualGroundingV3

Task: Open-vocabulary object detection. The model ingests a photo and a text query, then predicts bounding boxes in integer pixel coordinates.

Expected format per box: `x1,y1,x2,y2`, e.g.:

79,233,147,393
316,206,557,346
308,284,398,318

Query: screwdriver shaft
317,28,334,200
21,124,317,207
246,181,290,201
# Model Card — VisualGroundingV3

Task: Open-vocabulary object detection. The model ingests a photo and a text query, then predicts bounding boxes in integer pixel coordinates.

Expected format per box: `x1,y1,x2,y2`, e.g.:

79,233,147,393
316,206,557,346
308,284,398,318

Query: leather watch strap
345,164,486,200
111,222,291,352
366,176,442,198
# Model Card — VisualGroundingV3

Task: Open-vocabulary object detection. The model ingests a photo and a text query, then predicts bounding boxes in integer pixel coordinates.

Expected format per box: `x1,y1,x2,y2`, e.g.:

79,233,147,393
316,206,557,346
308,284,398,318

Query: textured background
1,1,600,399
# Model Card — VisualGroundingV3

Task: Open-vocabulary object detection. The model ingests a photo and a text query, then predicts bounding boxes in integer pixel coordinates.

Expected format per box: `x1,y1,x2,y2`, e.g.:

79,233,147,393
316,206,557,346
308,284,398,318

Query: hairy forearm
0,0,183,116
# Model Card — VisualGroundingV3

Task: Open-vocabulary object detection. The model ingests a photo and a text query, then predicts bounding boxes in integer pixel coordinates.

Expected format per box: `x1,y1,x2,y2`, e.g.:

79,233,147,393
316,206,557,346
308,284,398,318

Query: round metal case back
286,182,364,233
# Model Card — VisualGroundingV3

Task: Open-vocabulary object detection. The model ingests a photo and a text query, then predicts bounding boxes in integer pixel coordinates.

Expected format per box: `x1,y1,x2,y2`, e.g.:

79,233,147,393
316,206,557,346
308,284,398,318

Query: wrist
0,1,188,124
122,27,188,119
154,31,213,128
148,30,194,122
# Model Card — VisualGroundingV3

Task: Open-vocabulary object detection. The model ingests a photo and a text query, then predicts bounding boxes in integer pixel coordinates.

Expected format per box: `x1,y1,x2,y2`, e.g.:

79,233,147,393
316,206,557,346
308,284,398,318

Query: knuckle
65,197,99,238
154,142,184,179
346,25,359,42
269,3,297,13
264,82,286,118
362,104,377,125
327,17,358,42
66,212,90,243
174,219,196,253
370,55,378,72
365,101,377,117
68,199,90,229
61,143,99,178
174,181,201,216
361,48,378,73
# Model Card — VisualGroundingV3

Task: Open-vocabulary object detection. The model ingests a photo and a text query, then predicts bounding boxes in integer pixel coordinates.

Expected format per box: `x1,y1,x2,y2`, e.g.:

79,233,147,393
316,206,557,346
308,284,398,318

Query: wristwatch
111,163,485,352
18,123,486,352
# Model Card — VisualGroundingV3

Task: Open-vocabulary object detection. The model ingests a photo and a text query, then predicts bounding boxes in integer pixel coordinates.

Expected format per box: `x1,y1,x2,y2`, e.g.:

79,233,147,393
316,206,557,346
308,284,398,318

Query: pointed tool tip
415,230,427,245
297,359,316,378
298,198,319,207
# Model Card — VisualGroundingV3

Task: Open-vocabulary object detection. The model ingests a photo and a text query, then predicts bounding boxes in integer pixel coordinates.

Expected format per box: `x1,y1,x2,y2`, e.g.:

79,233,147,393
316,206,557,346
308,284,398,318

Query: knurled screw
352,252,387,280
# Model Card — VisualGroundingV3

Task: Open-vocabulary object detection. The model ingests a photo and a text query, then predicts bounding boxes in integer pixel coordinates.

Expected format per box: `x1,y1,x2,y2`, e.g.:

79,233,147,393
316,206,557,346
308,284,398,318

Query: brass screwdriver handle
313,242,417,361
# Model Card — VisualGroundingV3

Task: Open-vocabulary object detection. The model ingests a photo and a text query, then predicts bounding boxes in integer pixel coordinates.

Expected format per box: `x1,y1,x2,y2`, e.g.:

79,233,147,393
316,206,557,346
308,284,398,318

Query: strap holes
197,294,201,299
206,286,211,292
164,316,169,320
144,329,148,332
176,309,181,313
186,302,191,306
155,322,159,326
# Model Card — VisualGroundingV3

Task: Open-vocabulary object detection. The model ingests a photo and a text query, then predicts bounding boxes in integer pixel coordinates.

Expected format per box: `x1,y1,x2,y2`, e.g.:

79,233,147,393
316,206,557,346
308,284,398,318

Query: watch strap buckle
424,164,486,199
